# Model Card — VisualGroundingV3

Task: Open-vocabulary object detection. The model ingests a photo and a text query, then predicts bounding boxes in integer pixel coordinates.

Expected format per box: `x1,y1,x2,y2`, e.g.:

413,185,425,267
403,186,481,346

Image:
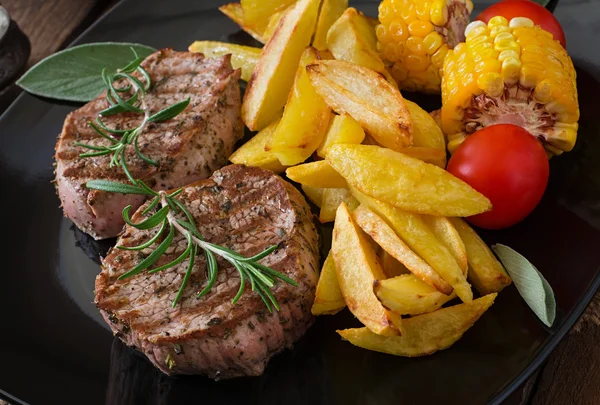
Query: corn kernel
467,34,490,47
405,54,430,72
472,48,498,63
384,43,402,61
432,44,449,68
477,72,504,97
423,31,444,54
415,0,432,21
391,63,409,82
466,26,488,41
502,57,522,85
488,16,509,27
409,20,434,36
389,19,409,42
376,24,388,42
494,32,514,43
498,49,520,62
379,1,394,24
510,17,534,28
400,2,416,22
546,100,567,115
520,63,546,88
464,21,487,38
430,0,448,26
391,0,405,13
495,39,520,53
475,59,502,74
406,36,426,55
534,79,558,103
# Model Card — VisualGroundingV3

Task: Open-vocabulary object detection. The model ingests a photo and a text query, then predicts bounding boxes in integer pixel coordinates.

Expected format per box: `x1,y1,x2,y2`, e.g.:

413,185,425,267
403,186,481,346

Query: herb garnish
76,48,190,183
87,179,297,310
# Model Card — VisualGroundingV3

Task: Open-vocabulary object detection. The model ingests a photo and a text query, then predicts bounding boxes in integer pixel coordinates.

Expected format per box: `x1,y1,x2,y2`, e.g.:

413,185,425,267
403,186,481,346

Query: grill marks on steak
95,165,320,378
55,49,243,239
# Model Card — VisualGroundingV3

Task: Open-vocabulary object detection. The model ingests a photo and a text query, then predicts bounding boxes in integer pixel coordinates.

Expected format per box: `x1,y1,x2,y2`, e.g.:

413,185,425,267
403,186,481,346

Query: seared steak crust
95,165,320,378
55,49,243,239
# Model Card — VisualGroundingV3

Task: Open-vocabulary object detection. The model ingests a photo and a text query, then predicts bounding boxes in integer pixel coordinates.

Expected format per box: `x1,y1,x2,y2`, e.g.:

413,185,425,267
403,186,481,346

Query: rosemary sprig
76,49,190,184
87,179,297,310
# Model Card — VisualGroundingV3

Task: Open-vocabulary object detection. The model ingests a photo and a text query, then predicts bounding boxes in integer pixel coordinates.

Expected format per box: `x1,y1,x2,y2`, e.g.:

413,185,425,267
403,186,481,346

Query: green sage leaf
86,179,154,195
148,98,190,122
17,42,155,102
492,244,556,327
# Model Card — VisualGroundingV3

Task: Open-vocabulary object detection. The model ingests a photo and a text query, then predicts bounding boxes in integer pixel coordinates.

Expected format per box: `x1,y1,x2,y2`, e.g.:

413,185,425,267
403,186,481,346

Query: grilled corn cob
376,0,473,94
442,17,579,156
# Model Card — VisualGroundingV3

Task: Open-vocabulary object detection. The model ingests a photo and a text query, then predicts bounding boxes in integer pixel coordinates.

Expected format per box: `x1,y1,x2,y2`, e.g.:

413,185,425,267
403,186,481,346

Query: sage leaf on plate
492,244,556,327
17,42,156,102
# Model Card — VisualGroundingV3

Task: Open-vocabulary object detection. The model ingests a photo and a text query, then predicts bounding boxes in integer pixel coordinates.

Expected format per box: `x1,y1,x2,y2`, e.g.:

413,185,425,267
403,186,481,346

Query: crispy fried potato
379,249,410,277
313,0,348,50
351,188,473,302
312,253,346,315
188,41,260,82
423,216,468,275
326,8,384,73
286,160,347,188
352,205,451,294
219,3,266,43
240,0,297,33
374,275,457,316
338,293,497,356
242,0,321,131
306,60,412,150
229,119,286,173
450,218,512,295
320,188,359,223
317,113,365,158
263,5,294,42
328,144,492,217
302,185,325,207
395,147,447,166
332,203,402,335
266,47,332,164
429,109,443,132
405,100,447,167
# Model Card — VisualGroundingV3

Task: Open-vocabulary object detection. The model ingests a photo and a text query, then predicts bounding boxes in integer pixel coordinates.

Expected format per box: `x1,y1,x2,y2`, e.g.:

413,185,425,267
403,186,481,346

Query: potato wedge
267,47,332,164
320,188,359,223
379,249,410,277
423,216,468,275
375,275,457,316
328,144,492,217
286,160,347,188
188,41,260,82
312,253,346,315
240,0,297,33
317,113,365,158
338,293,497,356
405,100,446,167
394,147,447,167
332,203,401,335
229,119,286,173
219,3,266,43
351,188,472,302
306,60,412,150
242,0,321,131
429,109,443,132
313,0,348,50
263,5,293,42
352,205,452,294
302,185,325,207
450,218,512,295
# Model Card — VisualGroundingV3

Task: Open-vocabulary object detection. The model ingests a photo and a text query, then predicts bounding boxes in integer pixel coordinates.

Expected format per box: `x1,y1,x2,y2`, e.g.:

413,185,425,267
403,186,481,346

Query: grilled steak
55,49,243,239
95,165,320,378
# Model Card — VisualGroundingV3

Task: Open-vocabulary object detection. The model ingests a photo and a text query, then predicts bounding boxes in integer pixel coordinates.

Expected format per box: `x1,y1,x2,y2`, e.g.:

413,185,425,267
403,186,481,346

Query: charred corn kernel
377,0,474,94
442,19,579,156
430,0,448,26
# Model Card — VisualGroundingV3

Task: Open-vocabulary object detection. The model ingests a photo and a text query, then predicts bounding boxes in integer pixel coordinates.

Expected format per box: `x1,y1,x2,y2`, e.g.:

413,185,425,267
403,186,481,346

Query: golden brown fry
328,144,492,217
405,100,447,168
320,188,359,223
229,119,286,173
395,147,447,166
351,188,472,302
374,275,457,316
286,160,347,188
379,249,410,277
312,253,346,315
422,215,468,275
450,218,512,295
188,41,260,82
352,205,452,294
332,203,401,335
338,294,497,356
219,3,266,43
313,0,348,50
242,0,321,131
306,60,412,150
302,185,325,208
263,5,293,42
317,113,365,158
240,0,296,34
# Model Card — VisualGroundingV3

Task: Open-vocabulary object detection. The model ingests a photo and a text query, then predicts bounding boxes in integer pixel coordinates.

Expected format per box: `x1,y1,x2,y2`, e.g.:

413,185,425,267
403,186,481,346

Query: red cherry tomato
476,0,566,48
447,124,549,229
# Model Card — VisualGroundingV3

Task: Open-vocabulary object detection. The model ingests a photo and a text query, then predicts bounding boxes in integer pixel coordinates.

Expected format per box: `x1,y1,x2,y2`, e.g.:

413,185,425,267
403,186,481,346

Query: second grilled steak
95,165,320,378
55,49,243,239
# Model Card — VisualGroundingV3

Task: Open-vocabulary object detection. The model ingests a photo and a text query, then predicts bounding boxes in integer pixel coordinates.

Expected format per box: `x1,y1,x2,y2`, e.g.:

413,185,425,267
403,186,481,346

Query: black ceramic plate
1,1,599,404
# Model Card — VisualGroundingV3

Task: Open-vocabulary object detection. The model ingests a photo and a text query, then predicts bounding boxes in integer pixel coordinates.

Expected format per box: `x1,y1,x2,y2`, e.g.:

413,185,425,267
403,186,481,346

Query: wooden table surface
1,0,599,404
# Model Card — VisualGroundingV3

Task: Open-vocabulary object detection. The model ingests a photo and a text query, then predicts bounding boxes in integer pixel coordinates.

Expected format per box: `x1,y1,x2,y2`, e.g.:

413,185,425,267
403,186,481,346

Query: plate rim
1,0,599,404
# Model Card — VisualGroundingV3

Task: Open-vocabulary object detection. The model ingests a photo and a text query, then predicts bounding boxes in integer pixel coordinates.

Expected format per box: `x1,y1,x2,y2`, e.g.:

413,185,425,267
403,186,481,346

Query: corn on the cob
376,0,473,94
441,17,579,156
